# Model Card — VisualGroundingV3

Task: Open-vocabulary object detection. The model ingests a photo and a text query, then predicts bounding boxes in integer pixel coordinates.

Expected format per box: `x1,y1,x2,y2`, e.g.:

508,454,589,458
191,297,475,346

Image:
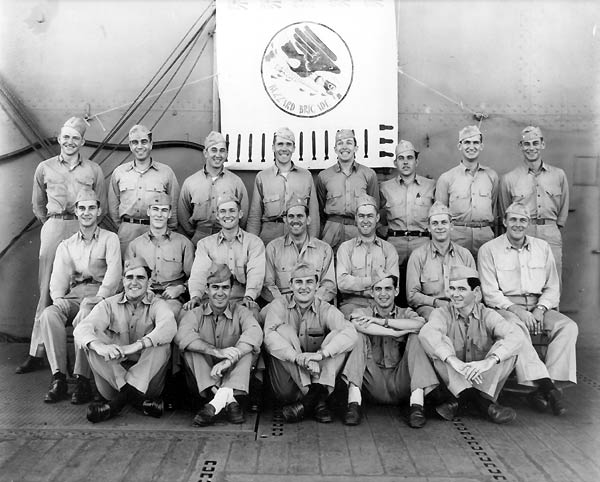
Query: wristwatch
535,305,548,313
487,353,501,364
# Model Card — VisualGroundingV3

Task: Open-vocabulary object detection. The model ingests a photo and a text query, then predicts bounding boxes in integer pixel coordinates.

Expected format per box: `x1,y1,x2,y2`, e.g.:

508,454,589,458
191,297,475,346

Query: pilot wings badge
261,22,354,118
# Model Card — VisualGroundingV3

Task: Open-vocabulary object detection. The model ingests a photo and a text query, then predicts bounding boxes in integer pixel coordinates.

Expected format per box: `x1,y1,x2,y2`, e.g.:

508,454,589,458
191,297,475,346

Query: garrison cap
148,192,171,207
371,268,398,289
335,129,356,143
123,257,149,275
505,202,530,219
459,125,482,142
449,265,480,282
521,126,543,142
129,124,151,139
355,194,378,211
216,192,240,208
62,117,87,136
395,139,418,156
273,127,295,144
290,261,319,281
204,131,227,150
286,195,308,212
75,188,99,205
207,263,233,284
428,201,451,219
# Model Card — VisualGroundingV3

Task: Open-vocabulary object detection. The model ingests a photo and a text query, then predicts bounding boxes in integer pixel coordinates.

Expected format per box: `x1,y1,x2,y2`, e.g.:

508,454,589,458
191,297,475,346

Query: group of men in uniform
17,116,576,429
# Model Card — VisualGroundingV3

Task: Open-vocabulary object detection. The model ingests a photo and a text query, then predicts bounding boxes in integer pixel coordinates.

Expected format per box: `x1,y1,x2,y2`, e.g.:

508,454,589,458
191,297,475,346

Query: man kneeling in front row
175,264,263,426
345,270,439,428
264,262,360,424
74,258,177,423
419,266,523,424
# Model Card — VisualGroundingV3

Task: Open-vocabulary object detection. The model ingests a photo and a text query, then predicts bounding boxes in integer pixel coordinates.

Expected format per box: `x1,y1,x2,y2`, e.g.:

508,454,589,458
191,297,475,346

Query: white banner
216,0,398,170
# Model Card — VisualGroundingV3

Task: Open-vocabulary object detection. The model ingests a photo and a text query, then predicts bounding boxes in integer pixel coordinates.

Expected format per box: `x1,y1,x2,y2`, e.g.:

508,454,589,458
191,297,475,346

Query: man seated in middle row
407,201,475,320
126,192,195,321
345,270,440,428
184,193,265,316
264,262,360,424
262,197,336,305
336,195,399,318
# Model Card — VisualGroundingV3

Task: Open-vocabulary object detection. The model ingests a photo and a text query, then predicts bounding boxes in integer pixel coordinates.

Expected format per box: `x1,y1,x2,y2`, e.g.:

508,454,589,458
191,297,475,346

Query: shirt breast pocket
144,184,167,204
349,253,367,277
326,190,343,212
420,264,441,295
414,196,433,220
496,258,517,289
527,256,547,288
306,327,326,352
75,175,94,189
449,191,470,214
263,194,283,217
161,254,182,280
90,256,107,277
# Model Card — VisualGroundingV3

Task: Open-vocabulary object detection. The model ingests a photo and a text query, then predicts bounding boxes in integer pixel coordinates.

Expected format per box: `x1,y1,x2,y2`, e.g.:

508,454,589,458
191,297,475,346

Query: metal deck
1,338,599,482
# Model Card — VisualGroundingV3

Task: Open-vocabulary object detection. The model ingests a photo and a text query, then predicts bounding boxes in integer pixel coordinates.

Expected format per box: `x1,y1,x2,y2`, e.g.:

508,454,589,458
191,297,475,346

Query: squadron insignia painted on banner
261,21,353,118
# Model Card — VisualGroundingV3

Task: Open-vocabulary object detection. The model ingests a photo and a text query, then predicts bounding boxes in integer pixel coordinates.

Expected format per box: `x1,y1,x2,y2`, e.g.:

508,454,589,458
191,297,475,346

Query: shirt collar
502,233,531,251
526,161,548,174
450,301,482,324
201,302,233,320
283,233,314,248
273,161,298,175
58,154,82,169
77,226,100,241
460,161,484,173
334,160,357,173
118,290,154,305
147,229,172,241
217,228,243,244
203,166,225,178
288,295,318,314
397,174,419,185
355,236,382,247
126,158,157,172
430,240,455,257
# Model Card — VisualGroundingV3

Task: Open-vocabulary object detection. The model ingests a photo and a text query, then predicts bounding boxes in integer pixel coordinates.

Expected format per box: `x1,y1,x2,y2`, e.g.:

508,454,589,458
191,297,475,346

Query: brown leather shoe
435,400,459,421
487,403,517,424
408,404,427,429
142,399,164,418
87,402,114,423
527,390,549,412
313,400,333,423
44,377,68,403
282,401,305,423
226,401,245,424
342,402,362,426
548,388,567,416
71,377,93,405
193,404,217,426
15,356,44,374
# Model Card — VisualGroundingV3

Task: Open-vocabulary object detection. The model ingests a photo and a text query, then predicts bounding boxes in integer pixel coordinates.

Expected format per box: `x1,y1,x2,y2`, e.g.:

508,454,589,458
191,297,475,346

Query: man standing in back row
499,126,569,285
18,116,107,375
247,127,319,246
316,129,379,252
109,124,180,256
435,125,498,258
178,131,249,244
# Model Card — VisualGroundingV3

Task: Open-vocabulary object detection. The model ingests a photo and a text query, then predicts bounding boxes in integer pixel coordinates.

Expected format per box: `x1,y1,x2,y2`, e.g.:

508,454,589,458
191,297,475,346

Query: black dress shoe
226,401,245,424
282,401,305,423
342,402,362,426
15,356,44,374
548,388,567,416
487,403,517,424
44,378,68,403
71,377,93,405
435,400,459,421
142,399,164,418
313,400,333,423
408,404,427,429
87,402,114,423
193,404,217,426
527,390,549,412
